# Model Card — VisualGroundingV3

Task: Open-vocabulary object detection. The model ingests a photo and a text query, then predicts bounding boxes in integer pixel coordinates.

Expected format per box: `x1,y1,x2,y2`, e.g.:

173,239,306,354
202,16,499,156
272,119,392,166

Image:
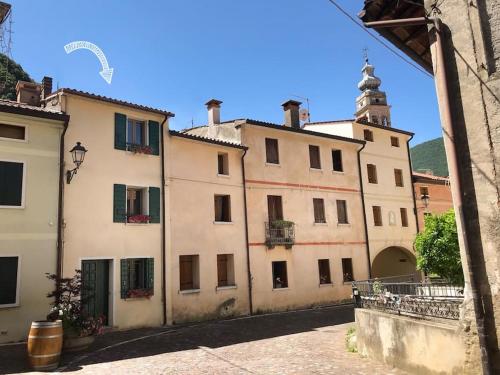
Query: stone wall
424,0,500,371
356,309,466,374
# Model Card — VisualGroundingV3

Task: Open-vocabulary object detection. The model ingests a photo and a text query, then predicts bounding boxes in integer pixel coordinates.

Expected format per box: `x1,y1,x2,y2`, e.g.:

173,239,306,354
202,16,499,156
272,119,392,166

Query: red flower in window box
126,288,154,299
127,143,153,155
127,214,151,224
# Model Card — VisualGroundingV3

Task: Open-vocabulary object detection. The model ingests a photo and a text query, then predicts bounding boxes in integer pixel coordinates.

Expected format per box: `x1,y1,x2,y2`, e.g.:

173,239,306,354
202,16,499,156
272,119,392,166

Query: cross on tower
362,47,369,63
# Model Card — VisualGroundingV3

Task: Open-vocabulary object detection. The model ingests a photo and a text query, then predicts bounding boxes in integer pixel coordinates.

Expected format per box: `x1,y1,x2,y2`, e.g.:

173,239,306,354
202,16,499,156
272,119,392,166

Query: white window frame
0,121,28,143
126,118,149,147
125,185,150,223
0,255,21,308
0,159,27,209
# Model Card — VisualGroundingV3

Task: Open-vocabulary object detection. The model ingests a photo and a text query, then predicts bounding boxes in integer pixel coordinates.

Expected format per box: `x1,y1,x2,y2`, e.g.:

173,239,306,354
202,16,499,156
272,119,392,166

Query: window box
127,214,151,224
126,288,154,299
126,143,153,155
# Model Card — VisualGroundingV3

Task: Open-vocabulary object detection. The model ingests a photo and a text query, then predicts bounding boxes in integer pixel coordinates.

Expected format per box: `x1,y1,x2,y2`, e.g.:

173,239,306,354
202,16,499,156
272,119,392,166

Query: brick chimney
206,99,222,126
41,76,53,100
282,100,301,128
16,81,41,106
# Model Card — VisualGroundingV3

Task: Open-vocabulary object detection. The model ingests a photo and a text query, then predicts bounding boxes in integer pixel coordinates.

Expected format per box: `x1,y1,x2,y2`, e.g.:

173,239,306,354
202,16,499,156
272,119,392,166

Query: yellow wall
48,94,165,329
166,136,249,323
305,121,418,275
0,112,64,343
241,124,369,312
352,123,417,263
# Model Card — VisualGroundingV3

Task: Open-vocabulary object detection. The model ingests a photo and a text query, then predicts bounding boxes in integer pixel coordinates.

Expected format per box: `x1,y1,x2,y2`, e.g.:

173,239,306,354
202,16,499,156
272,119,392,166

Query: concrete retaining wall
356,308,466,374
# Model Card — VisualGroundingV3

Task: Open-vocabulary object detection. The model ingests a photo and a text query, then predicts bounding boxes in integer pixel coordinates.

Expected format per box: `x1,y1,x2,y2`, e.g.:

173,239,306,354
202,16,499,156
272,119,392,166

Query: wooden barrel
27,320,63,371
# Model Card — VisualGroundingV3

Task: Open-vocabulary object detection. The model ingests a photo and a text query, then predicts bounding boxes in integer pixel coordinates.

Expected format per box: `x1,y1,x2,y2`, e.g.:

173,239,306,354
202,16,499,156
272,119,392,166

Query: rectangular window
179,255,200,291
313,198,326,223
309,145,321,169
217,254,235,287
336,200,349,224
265,138,279,164
318,259,331,284
120,258,154,298
0,256,19,306
391,136,400,147
332,149,343,172
214,195,231,222
272,261,288,289
267,195,283,222
367,164,378,184
0,124,25,140
373,206,383,226
363,129,373,142
400,208,409,227
342,258,354,282
394,169,404,187
218,152,229,175
127,187,148,222
0,161,24,207
420,186,429,197
127,119,146,147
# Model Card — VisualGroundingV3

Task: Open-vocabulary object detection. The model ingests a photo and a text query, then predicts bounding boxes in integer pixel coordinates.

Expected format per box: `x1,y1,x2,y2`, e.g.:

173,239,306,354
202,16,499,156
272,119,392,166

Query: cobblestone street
1,304,406,375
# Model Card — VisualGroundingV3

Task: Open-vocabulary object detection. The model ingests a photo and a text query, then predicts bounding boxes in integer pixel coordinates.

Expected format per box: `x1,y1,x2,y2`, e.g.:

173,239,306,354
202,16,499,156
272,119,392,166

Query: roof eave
0,103,69,122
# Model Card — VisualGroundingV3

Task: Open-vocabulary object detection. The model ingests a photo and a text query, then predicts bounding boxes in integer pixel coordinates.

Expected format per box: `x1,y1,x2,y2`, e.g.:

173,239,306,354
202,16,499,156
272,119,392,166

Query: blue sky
9,0,440,145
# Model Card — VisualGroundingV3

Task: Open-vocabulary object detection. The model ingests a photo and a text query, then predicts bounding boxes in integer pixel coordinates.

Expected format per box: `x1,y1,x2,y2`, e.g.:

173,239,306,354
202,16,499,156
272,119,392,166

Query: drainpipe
364,16,492,375
57,115,70,280
406,134,420,233
240,148,253,315
356,142,371,278
160,114,169,326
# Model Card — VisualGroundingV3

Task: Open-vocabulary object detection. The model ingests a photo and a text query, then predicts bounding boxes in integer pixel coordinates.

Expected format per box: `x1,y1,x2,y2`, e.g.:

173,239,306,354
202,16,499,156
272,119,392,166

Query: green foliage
0,53,33,100
410,137,449,177
414,210,464,284
345,326,357,353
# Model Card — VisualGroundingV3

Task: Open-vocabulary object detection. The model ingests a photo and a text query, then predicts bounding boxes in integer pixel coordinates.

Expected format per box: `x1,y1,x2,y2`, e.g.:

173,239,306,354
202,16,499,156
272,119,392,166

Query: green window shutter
113,184,127,223
115,113,127,150
146,258,154,292
120,259,129,299
149,187,161,223
148,120,160,156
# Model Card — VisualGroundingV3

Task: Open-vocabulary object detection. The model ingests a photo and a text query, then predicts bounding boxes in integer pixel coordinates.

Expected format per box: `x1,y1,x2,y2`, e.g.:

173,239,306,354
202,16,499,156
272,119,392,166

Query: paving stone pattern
0,305,407,374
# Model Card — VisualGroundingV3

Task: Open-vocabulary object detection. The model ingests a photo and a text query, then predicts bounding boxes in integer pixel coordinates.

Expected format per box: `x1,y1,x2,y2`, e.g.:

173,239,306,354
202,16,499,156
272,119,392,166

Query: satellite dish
299,108,309,122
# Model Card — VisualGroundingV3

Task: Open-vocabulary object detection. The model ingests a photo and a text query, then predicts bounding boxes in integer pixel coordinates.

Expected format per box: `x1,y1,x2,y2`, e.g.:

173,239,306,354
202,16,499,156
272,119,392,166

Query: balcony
265,221,295,249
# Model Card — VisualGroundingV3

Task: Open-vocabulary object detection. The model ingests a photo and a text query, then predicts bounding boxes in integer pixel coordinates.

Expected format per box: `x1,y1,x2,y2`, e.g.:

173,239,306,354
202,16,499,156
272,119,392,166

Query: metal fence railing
352,279,464,320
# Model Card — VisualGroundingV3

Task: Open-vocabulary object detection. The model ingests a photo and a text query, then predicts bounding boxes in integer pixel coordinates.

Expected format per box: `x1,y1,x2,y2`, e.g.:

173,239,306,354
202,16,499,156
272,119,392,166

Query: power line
325,0,433,78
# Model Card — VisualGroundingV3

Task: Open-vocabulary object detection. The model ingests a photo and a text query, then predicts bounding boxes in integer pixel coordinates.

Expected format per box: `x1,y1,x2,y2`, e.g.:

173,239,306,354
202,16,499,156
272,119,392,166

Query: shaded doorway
82,259,111,325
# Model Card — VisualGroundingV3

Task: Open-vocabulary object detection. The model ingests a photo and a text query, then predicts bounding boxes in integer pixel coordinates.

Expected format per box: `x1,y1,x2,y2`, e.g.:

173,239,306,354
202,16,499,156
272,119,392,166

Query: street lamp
421,193,430,210
66,142,88,184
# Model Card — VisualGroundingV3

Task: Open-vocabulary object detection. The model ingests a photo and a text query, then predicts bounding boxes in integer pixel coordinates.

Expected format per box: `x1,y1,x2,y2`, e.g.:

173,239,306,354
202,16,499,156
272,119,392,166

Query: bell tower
355,58,391,126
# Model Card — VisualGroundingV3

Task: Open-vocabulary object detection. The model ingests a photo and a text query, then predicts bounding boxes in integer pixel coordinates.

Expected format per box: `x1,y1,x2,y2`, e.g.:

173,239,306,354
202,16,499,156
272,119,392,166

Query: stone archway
371,246,418,278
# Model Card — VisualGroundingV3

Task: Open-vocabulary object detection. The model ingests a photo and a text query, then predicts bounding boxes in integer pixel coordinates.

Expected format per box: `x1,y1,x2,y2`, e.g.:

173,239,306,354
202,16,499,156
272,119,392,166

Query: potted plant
46,271,104,352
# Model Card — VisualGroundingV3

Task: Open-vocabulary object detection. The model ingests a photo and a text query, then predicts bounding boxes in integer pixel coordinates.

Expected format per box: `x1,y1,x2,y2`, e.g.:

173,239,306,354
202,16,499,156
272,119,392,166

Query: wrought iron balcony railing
265,221,295,249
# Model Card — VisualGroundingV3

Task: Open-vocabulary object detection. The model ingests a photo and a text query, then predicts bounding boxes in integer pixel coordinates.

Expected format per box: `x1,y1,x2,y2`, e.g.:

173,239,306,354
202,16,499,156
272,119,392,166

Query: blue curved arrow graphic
64,41,114,84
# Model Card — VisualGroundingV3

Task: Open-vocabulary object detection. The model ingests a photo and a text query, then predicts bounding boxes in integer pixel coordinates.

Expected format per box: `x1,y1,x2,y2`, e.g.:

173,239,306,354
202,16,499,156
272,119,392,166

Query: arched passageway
371,247,418,279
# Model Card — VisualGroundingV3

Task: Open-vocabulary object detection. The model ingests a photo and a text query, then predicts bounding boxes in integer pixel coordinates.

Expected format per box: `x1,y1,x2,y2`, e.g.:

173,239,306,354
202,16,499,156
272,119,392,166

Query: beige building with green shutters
0,88,68,343
44,88,172,330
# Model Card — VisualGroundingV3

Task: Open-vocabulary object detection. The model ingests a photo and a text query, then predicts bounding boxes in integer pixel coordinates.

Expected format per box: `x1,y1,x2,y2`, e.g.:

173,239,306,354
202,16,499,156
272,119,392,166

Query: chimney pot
282,99,301,128
41,76,53,100
206,99,222,127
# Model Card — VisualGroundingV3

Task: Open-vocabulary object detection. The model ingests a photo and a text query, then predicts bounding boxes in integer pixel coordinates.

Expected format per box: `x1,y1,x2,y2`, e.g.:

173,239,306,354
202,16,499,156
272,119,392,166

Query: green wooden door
82,260,110,325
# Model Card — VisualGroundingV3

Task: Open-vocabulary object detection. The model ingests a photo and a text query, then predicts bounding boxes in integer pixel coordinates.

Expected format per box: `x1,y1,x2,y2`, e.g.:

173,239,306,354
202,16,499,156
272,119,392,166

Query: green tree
0,53,33,100
415,209,464,284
